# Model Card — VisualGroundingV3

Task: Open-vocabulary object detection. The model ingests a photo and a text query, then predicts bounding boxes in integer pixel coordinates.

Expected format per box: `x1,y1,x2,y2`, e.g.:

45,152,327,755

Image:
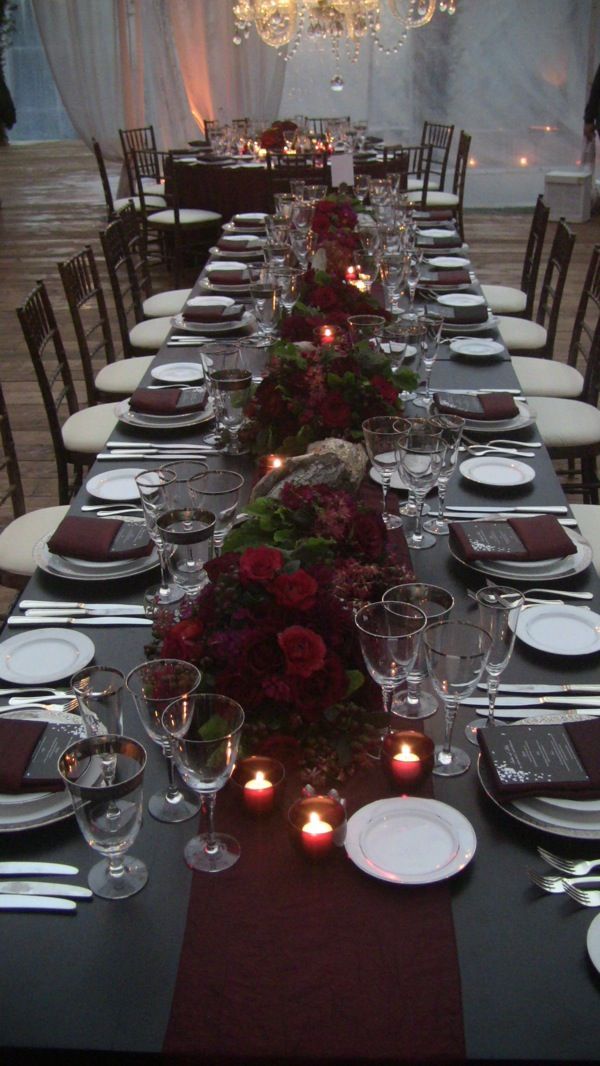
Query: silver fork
538,846,600,875
527,869,600,894
563,883,600,907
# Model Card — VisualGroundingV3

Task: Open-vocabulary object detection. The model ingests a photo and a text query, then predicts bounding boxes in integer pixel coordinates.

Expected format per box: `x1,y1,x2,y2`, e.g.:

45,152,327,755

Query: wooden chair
481,194,550,318
421,121,454,190
497,218,575,359
383,144,432,203
16,282,117,504
58,244,153,403
418,130,471,240
118,124,163,197
305,116,350,138
92,137,165,220
0,381,69,589
116,202,192,318
99,217,173,356
266,152,332,198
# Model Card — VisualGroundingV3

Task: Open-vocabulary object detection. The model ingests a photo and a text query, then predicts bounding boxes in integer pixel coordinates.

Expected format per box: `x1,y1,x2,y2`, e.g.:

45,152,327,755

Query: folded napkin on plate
232,213,267,230
0,720,62,793
129,386,207,415
416,221,455,231
182,303,244,324
217,235,261,251
413,209,454,222
426,301,489,325
423,269,471,287
417,232,462,248
434,391,518,420
48,514,154,562
479,718,600,801
206,266,250,286
448,514,577,564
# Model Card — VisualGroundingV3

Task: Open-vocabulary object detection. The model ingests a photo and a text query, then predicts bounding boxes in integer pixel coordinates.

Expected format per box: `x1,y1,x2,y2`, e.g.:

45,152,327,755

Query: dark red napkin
426,301,488,324
182,303,244,324
0,720,52,793
448,514,577,564
205,267,249,285
434,391,518,420
427,269,471,287
48,515,153,562
479,718,600,801
129,387,207,415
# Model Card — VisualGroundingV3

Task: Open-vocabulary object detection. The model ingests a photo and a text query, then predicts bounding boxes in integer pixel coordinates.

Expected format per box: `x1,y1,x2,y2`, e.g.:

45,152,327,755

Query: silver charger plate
115,397,214,430
448,524,592,583
33,532,159,582
459,398,535,434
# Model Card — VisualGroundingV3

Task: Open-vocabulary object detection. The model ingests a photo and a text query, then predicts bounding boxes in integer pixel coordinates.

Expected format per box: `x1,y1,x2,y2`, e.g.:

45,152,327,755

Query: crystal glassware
465,586,525,745
406,255,421,305
126,659,202,823
362,415,405,530
58,735,147,899
159,459,209,509
188,468,244,555
199,340,242,447
354,173,370,205
413,315,443,408
394,419,445,549
424,620,492,777
250,280,281,346
269,265,303,313
382,583,454,720
379,252,408,315
162,693,245,872
347,314,386,350
157,508,215,597
202,343,253,451
423,414,465,535
135,467,183,608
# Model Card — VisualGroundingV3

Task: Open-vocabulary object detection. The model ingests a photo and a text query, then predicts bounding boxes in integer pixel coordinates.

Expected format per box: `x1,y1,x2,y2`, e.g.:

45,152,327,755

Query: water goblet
157,508,215,598
289,179,305,200
360,224,381,257
126,658,202,823
354,600,427,753
382,584,454,720
203,344,253,451
362,415,405,530
394,419,445,549
188,469,244,555
379,252,407,315
250,280,281,347
354,173,370,205
465,586,525,745
290,201,313,231
303,184,327,204
135,468,183,608
274,192,295,218
159,459,209,510
269,265,303,313
423,414,465,536
199,340,243,446
413,315,443,408
162,693,245,872
424,620,492,777
58,735,147,899
347,314,386,351
71,666,125,741
264,242,291,269
265,214,290,243
406,255,421,305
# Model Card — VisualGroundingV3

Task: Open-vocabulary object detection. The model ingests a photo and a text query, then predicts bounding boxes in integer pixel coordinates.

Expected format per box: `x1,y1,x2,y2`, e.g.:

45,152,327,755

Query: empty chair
481,195,550,317
16,282,117,504
266,151,332,198
383,144,432,204
305,116,351,138
100,217,173,355
58,244,153,403
0,381,68,589
497,218,575,357
417,130,471,241
92,138,166,220
116,202,191,318
118,124,164,197
421,121,454,190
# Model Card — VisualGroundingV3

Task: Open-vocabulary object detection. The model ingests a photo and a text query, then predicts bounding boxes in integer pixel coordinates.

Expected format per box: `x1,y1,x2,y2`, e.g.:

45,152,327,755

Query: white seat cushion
115,195,166,212
512,356,584,399
530,396,600,449
62,402,118,454
481,284,527,315
497,315,547,351
570,505,600,574
95,355,154,395
0,505,69,577
147,208,222,228
142,288,192,317
142,181,166,197
129,316,172,351
422,191,459,207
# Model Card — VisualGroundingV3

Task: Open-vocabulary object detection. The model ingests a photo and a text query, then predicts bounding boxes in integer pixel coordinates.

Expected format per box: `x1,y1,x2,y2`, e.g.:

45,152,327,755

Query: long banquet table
2,215,600,1061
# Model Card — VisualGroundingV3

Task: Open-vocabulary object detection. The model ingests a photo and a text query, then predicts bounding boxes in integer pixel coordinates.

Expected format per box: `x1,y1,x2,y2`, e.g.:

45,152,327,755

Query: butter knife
20,601,145,612
0,881,92,899
445,505,568,514
6,616,152,627
478,683,600,694
463,695,600,707
22,607,146,618
0,862,78,876
474,707,600,719
0,894,76,913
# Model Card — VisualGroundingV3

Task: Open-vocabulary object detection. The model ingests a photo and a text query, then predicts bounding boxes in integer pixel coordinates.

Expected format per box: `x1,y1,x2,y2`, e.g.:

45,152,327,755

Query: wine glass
269,266,303,313
157,508,215,597
162,693,245,872
71,666,125,787
347,314,386,351
135,468,183,608
126,659,202,823
362,415,405,529
203,344,253,451
354,600,427,752
406,256,421,305
159,459,209,509
394,420,445,549
423,414,465,536
354,173,370,205
250,280,281,346
58,735,147,899
382,583,454,720
465,586,525,745
188,469,244,555
413,315,443,408
424,620,492,777
379,252,408,315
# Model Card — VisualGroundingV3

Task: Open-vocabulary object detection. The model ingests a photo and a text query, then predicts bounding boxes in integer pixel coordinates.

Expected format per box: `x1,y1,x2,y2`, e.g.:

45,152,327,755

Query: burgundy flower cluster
280,264,384,343
259,119,298,151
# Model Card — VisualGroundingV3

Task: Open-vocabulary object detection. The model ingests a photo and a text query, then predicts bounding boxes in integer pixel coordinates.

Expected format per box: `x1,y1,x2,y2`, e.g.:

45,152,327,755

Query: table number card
480,724,589,788
435,392,484,415
330,153,354,188
454,521,524,556
23,721,84,787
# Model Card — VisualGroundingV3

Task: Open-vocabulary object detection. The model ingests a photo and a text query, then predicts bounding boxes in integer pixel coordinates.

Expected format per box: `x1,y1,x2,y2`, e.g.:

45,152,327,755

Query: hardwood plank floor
0,139,598,617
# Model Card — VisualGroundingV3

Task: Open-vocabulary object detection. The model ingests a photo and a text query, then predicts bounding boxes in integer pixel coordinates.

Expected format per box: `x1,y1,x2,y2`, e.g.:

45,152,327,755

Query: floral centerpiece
310,194,363,276
280,265,382,343
259,119,298,151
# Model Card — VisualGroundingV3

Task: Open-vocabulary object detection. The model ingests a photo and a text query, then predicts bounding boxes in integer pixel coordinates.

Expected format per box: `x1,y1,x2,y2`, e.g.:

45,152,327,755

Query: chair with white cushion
92,138,166,220
100,218,173,357
481,194,549,318
116,202,191,318
16,282,117,504
570,505,600,573
0,381,68,589
421,121,454,191
497,219,575,358
118,125,165,198
416,130,471,240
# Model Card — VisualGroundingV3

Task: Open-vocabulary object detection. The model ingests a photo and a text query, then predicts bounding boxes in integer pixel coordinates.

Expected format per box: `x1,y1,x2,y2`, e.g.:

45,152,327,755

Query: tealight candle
257,454,285,478
345,265,358,283
381,731,434,792
301,812,334,859
392,744,422,784
244,771,275,815
288,794,346,861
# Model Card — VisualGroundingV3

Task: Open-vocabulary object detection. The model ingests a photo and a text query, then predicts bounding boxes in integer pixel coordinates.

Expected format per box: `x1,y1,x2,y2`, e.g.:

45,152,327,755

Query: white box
544,168,592,223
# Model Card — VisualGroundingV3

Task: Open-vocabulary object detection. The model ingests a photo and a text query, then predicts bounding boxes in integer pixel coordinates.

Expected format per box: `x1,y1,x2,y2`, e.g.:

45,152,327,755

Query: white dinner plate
437,293,486,308
345,797,476,885
85,467,145,502
428,256,471,269
186,294,236,309
369,463,434,494
419,228,459,238
33,532,159,582
0,628,94,684
449,525,592,583
199,278,252,295
209,246,264,261
511,603,600,656
459,456,535,487
449,338,505,359
461,398,535,434
171,311,253,335
441,314,500,335
588,914,600,974
115,397,214,430
151,362,204,384
380,343,417,361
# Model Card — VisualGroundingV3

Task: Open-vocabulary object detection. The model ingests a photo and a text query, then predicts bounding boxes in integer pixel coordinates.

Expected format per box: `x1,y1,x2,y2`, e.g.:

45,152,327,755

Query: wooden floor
0,139,599,616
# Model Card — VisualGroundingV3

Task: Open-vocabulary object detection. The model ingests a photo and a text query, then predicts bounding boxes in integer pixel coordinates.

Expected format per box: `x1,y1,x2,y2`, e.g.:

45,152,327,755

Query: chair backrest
16,281,80,504
384,144,432,204
115,201,154,303
118,124,158,195
0,381,26,520
58,245,117,407
567,244,600,406
92,138,116,219
266,151,332,197
305,116,351,138
520,194,550,319
452,130,471,240
535,217,576,358
421,121,454,190
100,217,145,359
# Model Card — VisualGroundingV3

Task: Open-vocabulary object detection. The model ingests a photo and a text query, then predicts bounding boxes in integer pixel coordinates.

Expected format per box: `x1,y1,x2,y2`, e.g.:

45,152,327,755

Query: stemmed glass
250,280,281,346
406,255,421,305
348,314,386,351
424,620,492,777
465,586,525,745
382,583,454,720
162,693,245,873
160,459,209,509
413,316,443,408
269,265,303,313
394,419,445,549
157,508,216,597
188,469,244,556
423,414,465,536
126,659,202,823
354,600,427,752
71,666,125,787
354,173,370,205
202,344,253,451
362,415,405,529
199,340,242,447
379,252,408,316
135,468,183,607
58,735,147,899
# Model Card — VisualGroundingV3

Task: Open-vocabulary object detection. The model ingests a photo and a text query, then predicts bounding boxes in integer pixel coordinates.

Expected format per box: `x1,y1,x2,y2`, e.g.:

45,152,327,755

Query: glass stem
203,791,218,855
436,477,448,520
442,697,458,757
107,856,125,880
487,676,500,726
157,546,171,598
423,362,433,402
380,471,391,523
406,674,421,711
163,740,183,803
412,492,425,544
381,683,395,732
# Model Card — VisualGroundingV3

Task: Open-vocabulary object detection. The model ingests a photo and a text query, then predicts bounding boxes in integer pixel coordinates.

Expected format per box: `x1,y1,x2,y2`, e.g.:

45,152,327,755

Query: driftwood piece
250,439,367,501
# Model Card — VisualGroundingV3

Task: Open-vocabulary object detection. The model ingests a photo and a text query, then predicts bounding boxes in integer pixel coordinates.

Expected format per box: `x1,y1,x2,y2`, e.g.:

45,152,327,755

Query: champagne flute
413,315,443,409
423,414,465,535
382,583,454,720
394,420,445,549
162,693,245,872
465,586,525,745
362,415,404,530
424,620,492,777
406,256,421,305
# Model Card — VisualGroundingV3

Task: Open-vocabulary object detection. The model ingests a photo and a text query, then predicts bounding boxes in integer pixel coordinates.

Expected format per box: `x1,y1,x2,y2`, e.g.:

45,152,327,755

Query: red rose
254,377,288,420
239,546,284,585
160,618,204,662
351,512,386,561
319,392,352,430
271,570,318,612
310,285,340,312
290,652,348,721
278,625,327,678
242,628,286,677
372,375,399,407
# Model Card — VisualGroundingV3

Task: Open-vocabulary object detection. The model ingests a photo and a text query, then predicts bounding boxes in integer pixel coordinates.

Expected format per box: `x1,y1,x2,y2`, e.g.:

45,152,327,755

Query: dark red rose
271,570,318,612
290,651,348,721
280,315,315,342
319,392,352,430
239,546,284,585
204,551,240,584
372,375,399,407
160,618,204,662
278,625,327,678
351,511,386,561
254,377,288,420
242,628,286,677
214,667,263,710
310,285,340,312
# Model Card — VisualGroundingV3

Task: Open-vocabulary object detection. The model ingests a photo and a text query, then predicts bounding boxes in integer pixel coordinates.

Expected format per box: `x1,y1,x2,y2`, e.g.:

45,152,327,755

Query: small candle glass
315,324,341,347
231,755,285,816
381,731,434,792
256,454,286,479
288,794,346,862
345,265,358,283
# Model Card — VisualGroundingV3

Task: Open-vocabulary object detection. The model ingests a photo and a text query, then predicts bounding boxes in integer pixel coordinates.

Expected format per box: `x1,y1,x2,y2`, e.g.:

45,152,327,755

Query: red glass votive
256,454,285,479
381,731,434,792
315,323,340,346
231,756,285,816
288,795,346,862
345,265,358,283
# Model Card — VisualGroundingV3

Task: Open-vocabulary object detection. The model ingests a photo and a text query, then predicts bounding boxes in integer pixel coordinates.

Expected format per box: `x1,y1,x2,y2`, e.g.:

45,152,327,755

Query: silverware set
530,850,600,906
7,600,149,628
97,441,222,460
0,863,91,912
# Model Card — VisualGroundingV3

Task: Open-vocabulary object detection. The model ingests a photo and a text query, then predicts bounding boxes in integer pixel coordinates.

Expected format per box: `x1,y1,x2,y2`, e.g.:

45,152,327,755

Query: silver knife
445,505,568,514
23,607,146,617
96,453,220,460
0,894,76,913
0,881,92,899
447,514,577,527
19,601,145,612
7,616,152,627
0,862,78,876
474,707,600,719
463,695,600,707
108,441,215,450
478,682,600,694
436,388,522,395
